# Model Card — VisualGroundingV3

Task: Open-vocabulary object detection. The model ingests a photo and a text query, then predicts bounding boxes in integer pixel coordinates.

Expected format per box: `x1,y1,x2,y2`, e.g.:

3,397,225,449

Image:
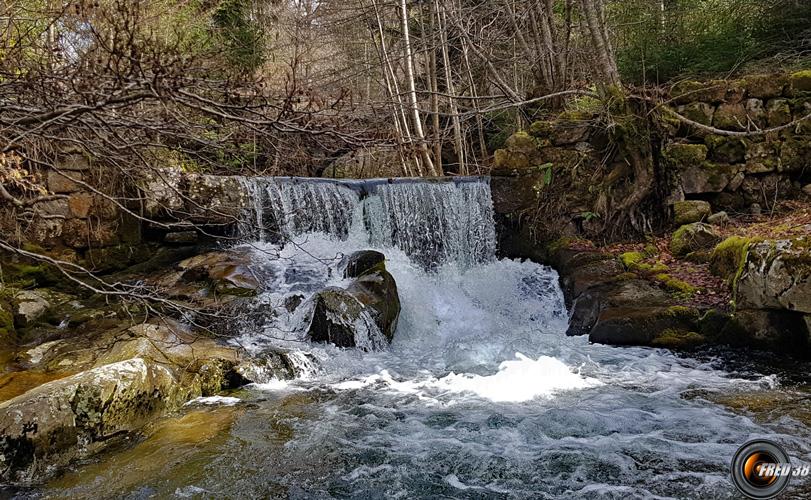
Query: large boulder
156,249,264,301
588,306,703,347
308,288,382,349
307,251,400,349
736,237,811,314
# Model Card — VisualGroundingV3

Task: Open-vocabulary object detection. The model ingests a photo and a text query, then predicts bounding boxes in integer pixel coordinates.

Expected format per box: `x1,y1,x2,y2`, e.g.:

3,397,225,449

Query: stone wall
490,71,811,235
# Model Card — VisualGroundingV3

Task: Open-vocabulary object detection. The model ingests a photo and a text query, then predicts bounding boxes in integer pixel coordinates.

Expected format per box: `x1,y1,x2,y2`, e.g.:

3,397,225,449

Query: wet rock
308,287,373,348
736,237,811,314
670,223,722,257
307,264,400,348
341,250,386,278
347,270,400,342
729,309,810,354
673,200,710,225
165,249,262,297
283,294,304,312
0,358,195,484
589,306,701,347
568,279,671,336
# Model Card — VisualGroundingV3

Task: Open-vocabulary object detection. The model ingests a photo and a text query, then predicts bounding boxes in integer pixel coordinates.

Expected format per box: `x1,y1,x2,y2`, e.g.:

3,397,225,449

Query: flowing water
43,178,811,499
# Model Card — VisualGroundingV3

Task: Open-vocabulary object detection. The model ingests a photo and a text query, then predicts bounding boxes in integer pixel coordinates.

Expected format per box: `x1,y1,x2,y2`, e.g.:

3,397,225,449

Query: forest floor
571,200,811,312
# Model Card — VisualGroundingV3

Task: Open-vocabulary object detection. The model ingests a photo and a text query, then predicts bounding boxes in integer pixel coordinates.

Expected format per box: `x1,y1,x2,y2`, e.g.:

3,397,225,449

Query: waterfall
238,177,497,268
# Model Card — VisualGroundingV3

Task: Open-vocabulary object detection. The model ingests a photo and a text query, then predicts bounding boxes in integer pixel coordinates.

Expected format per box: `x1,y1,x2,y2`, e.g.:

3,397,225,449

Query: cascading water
50,177,811,498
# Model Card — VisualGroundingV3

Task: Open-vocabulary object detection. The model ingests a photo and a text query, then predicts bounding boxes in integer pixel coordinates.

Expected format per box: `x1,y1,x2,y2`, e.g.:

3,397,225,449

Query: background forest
1,0,808,183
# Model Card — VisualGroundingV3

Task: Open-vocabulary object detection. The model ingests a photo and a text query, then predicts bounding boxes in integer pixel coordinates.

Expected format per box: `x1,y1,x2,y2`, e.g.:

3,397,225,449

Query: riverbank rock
154,249,265,304
0,358,193,484
0,318,248,484
736,237,811,313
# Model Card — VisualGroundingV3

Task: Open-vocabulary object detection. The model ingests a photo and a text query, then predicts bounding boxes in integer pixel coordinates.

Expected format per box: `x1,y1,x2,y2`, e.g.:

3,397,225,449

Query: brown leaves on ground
590,200,811,311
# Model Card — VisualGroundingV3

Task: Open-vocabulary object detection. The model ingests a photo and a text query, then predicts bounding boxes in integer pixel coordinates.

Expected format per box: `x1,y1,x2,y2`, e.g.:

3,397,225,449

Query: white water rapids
48,177,811,498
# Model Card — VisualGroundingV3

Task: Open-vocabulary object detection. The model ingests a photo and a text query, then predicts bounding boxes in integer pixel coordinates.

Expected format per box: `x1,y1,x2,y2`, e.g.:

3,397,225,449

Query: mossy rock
505,131,538,153
0,297,15,347
529,121,553,137
713,103,748,131
680,162,740,194
790,70,811,93
766,99,792,127
589,306,700,347
670,223,722,257
619,252,644,269
673,200,711,226
653,274,698,296
341,250,386,279
743,74,789,99
709,236,751,283
705,135,746,164
84,244,155,274
663,143,708,167
677,102,714,125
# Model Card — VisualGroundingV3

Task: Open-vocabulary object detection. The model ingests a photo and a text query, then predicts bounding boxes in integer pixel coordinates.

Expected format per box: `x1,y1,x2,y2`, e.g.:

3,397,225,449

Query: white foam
185,396,242,406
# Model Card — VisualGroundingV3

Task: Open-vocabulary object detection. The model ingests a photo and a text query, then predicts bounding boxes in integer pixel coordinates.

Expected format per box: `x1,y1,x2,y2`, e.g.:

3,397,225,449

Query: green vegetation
612,0,811,83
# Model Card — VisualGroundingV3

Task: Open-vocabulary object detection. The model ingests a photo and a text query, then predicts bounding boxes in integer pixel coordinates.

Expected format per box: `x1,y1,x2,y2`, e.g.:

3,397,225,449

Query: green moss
790,70,811,92
710,236,751,283
655,276,698,296
643,244,658,257
663,143,708,167
620,252,644,268
529,121,553,137
651,329,706,348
